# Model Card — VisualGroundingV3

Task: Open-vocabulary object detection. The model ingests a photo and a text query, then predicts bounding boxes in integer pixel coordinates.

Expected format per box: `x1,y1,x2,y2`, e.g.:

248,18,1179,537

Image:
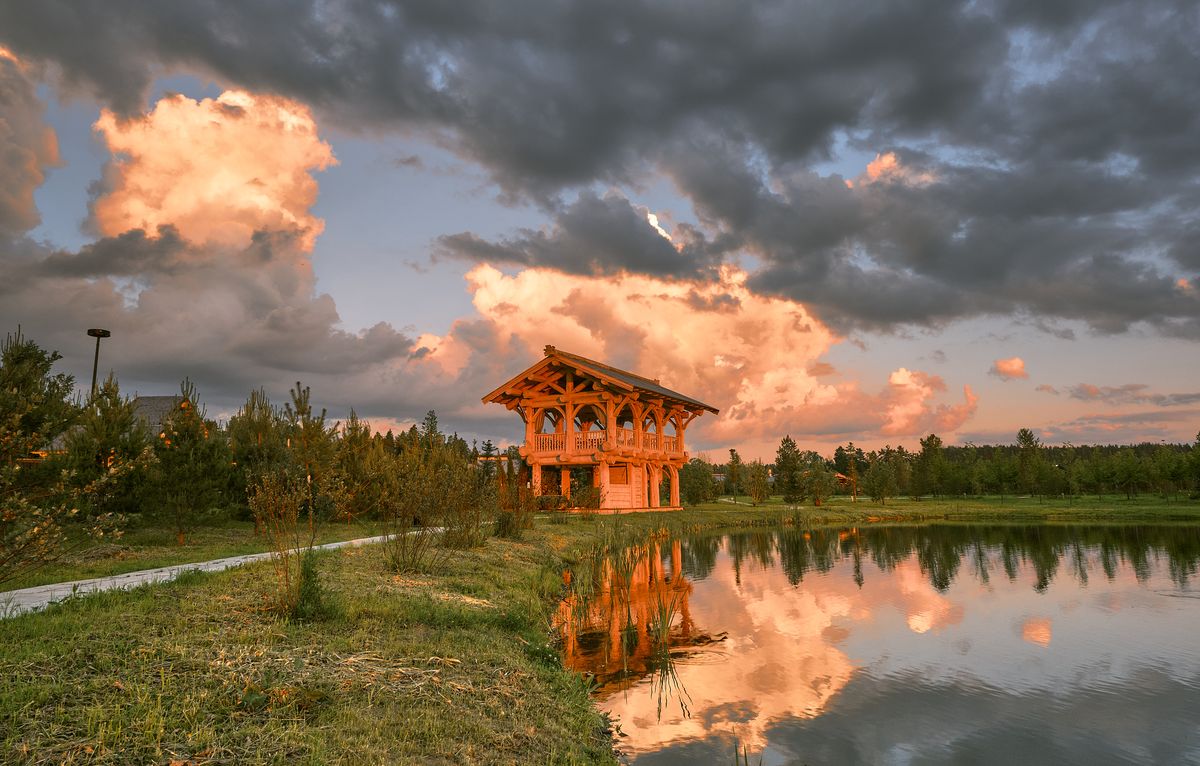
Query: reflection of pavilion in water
557,540,723,697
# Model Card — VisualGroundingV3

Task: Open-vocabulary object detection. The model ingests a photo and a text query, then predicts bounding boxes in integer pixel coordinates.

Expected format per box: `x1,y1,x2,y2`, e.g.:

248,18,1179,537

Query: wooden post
649,464,661,508
564,401,575,456
634,404,644,450
560,466,571,500
669,465,680,507
531,462,542,495
598,461,610,508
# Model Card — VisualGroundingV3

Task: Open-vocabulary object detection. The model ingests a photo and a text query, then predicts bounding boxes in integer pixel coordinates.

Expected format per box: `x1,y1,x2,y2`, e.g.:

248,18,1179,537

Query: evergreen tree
152,379,231,544
283,381,340,519
775,436,803,505
64,373,152,516
227,389,289,509
1016,428,1044,495
726,448,744,499
0,330,86,585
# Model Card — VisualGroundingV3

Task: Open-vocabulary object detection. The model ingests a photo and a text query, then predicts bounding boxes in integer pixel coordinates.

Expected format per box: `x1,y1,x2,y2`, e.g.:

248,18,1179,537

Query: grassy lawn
0,527,612,765
702,492,1200,523
2,520,382,593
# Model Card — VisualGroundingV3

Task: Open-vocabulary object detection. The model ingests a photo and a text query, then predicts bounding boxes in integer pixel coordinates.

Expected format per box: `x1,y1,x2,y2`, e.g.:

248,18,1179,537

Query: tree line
1,329,526,590
679,428,1200,506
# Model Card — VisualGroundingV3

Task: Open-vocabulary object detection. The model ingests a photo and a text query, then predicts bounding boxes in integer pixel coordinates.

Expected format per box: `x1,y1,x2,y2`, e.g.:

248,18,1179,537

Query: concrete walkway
1,535,390,619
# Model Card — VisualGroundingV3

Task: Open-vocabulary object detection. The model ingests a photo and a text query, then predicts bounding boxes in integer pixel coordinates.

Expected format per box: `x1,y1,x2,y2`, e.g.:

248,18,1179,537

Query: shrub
248,472,315,616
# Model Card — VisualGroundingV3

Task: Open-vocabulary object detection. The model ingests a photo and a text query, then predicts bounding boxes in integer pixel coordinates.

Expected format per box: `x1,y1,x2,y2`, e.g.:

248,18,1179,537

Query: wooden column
531,462,542,495
649,464,661,508
634,403,644,450
669,465,680,507
525,408,536,449
598,461,610,508
564,401,575,456
560,466,571,500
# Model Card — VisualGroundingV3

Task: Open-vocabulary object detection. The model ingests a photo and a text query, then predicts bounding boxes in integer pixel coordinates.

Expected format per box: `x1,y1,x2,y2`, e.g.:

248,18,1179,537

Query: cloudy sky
2,0,1198,458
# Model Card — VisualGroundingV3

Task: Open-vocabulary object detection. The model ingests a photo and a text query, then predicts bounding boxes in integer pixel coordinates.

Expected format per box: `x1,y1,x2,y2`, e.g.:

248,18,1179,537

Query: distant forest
686,430,1200,506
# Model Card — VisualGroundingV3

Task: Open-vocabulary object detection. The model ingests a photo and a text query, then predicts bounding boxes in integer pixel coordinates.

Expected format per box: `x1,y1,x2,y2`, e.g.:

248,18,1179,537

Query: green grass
3,520,381,592
0,530,613,765
696,492,1200,522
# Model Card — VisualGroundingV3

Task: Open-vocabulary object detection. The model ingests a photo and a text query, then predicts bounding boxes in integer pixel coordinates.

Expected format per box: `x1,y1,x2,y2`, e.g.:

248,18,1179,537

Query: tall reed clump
248,472,329,619
382,445,447,573
236,384,342,619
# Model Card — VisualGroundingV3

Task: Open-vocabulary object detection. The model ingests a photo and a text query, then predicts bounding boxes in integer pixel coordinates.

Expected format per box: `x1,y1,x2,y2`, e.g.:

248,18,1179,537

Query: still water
558,524,1200,765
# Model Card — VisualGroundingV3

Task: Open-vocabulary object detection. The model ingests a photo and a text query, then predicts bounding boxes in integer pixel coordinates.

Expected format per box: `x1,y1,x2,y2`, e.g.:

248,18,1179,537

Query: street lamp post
87,328,111,399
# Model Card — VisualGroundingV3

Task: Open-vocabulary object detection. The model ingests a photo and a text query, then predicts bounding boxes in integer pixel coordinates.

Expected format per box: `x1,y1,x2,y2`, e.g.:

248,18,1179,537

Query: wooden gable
481,345,719,415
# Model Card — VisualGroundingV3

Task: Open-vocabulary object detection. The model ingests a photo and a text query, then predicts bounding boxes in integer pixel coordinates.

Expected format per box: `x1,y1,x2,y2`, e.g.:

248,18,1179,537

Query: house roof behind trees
132,395,182,436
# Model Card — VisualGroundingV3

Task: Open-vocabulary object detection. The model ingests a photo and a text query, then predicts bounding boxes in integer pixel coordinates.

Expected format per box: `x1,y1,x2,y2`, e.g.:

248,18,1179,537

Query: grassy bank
0,527,612,765
2,520,380,593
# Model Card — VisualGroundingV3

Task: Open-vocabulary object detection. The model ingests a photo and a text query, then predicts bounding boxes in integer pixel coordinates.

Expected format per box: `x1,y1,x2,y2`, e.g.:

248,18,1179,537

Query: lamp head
87,328,111,338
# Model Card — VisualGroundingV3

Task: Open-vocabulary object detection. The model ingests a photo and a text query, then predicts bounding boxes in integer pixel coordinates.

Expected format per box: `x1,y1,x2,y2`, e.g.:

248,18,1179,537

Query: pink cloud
415,265,980,456
989,356,1028,380
92,90,337,251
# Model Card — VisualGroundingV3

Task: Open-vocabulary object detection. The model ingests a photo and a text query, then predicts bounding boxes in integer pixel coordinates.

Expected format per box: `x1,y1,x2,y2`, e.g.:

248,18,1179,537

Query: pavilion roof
483,345,719,414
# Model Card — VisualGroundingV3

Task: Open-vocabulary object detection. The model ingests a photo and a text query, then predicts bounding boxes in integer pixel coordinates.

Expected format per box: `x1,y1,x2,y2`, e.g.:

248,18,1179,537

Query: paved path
1,535,390,619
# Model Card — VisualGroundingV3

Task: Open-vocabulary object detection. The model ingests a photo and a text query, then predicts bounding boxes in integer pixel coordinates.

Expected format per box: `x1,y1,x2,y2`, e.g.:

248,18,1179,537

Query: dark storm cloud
437,191,721,277
1,0,1199,335
0,54,59,233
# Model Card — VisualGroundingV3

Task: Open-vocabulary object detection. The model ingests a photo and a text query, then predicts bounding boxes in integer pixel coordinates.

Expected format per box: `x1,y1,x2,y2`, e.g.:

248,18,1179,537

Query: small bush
293,548,333,620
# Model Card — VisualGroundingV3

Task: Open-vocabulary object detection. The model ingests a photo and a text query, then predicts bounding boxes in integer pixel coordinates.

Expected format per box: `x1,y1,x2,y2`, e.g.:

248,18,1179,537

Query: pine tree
775,436,802,506
726,448,744,499
64,373,152,516
153,379,231,544
0,329,85,585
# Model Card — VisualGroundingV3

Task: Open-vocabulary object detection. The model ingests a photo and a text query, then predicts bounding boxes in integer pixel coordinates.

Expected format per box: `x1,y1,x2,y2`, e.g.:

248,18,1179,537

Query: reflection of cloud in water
1021,617,1053,647
595,546,972,755
606,556,857,753
894,560,964,634
567,527,1200,762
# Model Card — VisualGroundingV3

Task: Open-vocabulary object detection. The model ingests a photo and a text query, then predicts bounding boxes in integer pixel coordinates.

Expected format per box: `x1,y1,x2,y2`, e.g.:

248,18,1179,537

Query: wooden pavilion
482,346,719,510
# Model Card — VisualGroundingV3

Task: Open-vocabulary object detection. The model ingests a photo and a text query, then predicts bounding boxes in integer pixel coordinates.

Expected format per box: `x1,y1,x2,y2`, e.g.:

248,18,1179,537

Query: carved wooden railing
531,429,682,455
575,431,606,451
534,433,565,452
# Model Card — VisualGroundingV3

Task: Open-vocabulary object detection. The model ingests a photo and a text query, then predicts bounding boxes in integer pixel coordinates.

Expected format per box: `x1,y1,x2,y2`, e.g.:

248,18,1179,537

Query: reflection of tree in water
733,524,1200,593
558,523,1200,727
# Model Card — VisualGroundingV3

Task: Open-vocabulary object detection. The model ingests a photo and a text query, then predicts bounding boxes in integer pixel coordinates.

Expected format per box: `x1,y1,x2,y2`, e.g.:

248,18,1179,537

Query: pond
558,524,1200,765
